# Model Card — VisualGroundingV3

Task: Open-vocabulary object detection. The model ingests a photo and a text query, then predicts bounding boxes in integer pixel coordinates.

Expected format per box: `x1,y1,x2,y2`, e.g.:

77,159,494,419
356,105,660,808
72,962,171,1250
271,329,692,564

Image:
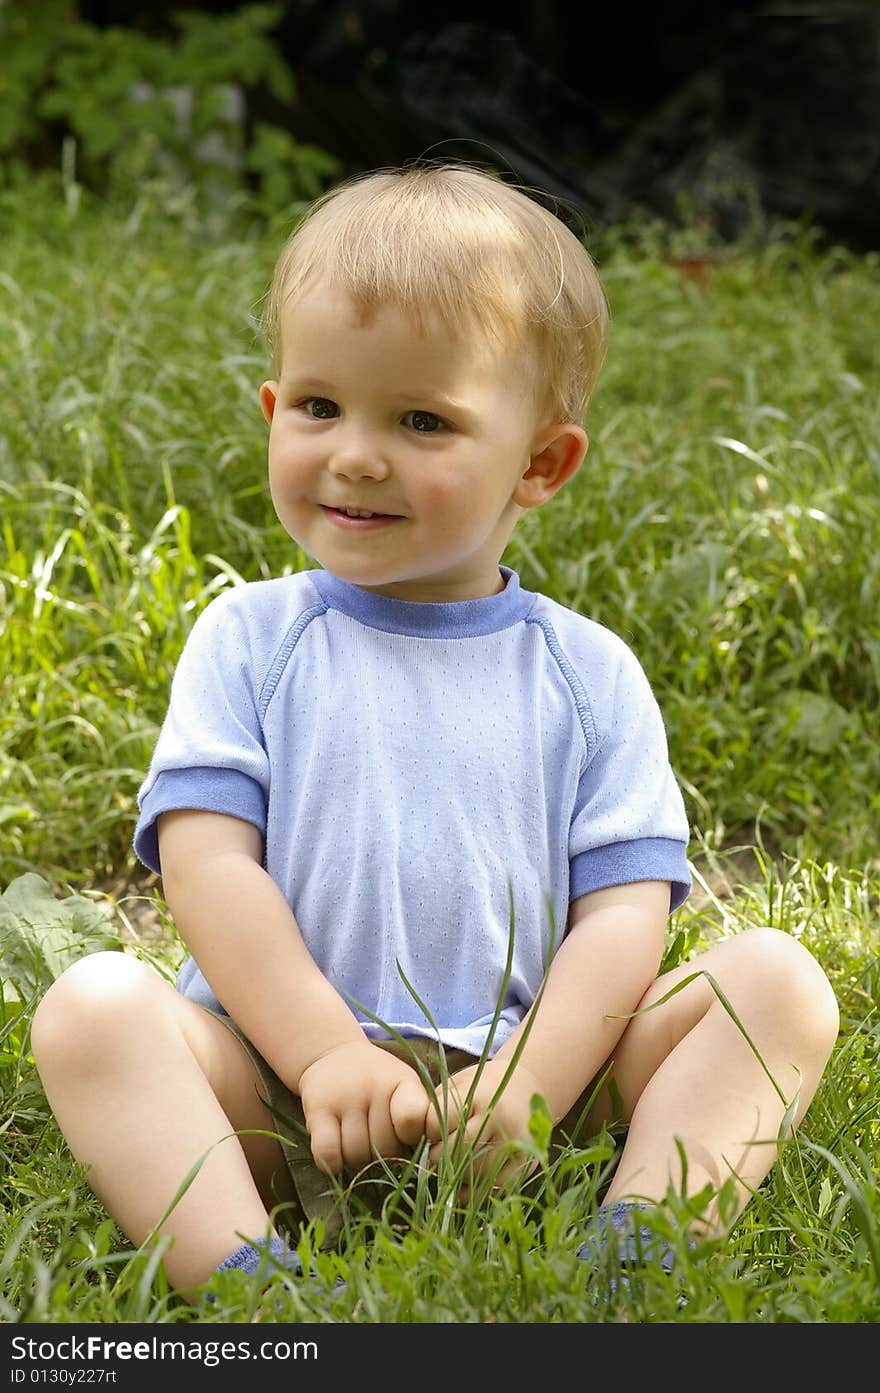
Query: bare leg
589,928,840,1227
30,951,298,1294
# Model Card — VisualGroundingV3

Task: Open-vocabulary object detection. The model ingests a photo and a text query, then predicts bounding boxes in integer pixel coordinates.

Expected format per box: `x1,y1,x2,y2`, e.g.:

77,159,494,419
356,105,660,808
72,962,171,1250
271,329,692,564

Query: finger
307,1112,343,1176
425,1081,469,1142
340,1112,372,1172
366,1104,399,1160
427,1138,450,1167
454,1113,496,1156
424,1100,445,1144
389,1078,430,1147
427,1110,490,1166
427,1122,470,1166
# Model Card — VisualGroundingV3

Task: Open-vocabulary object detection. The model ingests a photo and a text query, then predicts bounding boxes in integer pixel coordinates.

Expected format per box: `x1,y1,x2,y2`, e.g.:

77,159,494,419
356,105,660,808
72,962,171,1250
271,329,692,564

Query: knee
731,927,840,1054
31,950,159,1075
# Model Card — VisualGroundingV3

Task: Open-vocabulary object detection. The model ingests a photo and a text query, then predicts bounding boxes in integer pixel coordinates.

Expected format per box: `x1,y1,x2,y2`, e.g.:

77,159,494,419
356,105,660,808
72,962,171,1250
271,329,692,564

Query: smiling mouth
321,505,401,519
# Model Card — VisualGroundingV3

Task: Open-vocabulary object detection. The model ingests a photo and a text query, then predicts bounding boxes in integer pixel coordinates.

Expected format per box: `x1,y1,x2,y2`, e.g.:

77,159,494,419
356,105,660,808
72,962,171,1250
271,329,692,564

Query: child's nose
327,428,390,481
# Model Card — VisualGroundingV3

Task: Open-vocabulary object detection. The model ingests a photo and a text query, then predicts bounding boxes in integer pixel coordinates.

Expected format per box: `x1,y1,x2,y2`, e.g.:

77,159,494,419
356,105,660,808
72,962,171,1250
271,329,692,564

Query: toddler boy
32,164,839,1298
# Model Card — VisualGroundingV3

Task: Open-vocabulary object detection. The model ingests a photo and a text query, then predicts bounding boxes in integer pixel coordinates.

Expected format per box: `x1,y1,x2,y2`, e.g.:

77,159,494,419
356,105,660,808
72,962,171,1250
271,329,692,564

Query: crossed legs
588,926,840,1226
31,926,840,1297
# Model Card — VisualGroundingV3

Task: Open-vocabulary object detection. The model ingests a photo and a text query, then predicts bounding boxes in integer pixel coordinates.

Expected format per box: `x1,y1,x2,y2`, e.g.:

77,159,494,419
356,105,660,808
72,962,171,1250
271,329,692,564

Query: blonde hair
261,162,610,424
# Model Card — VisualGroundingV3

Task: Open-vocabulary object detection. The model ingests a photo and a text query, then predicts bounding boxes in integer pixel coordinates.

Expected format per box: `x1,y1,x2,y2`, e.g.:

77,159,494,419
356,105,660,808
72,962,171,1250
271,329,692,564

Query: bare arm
425,881,669,1171
158,808,428,1170
495,879,669,1115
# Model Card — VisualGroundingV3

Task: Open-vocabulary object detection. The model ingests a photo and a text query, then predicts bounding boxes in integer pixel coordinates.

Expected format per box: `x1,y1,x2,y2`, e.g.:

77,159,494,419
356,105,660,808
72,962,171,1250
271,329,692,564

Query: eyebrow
279,377,334,393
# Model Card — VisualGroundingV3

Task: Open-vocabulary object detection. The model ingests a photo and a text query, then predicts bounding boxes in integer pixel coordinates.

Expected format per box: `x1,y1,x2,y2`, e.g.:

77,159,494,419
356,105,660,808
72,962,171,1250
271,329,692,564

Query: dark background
78,0,880,249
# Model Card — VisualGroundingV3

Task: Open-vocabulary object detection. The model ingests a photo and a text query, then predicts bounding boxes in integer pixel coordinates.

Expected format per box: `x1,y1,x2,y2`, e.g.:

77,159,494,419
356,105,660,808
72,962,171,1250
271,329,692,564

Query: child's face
260,281,587,602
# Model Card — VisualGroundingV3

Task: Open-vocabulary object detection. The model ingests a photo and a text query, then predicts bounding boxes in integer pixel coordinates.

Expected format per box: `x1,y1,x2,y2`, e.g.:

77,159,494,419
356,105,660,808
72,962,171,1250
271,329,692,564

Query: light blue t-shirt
134,566,691,1057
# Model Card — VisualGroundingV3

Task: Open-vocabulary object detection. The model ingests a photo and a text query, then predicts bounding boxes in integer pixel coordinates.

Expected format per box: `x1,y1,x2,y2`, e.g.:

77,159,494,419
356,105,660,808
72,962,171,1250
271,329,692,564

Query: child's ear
513,423,589,509
259,381,279,425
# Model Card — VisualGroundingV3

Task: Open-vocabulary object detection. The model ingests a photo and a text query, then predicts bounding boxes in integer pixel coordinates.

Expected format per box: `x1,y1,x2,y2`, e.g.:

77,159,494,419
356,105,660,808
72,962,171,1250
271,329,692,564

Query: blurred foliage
0,0,341,212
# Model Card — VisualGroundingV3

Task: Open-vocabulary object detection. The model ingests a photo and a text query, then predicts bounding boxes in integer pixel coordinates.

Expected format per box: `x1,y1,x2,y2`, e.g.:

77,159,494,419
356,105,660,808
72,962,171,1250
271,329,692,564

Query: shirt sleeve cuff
570,837,691,912
133,767,267,874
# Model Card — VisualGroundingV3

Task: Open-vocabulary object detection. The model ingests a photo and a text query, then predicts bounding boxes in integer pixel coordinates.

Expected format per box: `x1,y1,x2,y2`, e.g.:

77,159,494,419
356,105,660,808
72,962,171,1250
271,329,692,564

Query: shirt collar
307,566,535,637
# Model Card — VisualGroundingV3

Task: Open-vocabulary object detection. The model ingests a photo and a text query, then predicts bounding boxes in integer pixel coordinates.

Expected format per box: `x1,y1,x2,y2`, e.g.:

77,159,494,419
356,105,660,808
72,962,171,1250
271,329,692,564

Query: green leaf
775,689,859,754
0,873,122,999
527,1093,553,1154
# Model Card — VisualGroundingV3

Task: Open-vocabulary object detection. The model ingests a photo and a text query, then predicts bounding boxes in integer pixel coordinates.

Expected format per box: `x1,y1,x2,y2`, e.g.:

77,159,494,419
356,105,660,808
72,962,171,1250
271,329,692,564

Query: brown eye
405,410,444,433
305,397,338,418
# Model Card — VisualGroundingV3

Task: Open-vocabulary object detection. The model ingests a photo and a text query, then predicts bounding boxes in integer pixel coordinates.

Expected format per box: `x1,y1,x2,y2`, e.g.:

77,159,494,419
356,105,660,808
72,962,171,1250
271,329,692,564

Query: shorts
210,1011,602,1250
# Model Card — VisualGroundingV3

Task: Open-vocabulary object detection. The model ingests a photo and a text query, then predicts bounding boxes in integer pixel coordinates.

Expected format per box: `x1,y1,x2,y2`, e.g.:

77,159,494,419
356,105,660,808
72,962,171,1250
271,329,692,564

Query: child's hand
297,1040,429,1175
424,1058,545,1192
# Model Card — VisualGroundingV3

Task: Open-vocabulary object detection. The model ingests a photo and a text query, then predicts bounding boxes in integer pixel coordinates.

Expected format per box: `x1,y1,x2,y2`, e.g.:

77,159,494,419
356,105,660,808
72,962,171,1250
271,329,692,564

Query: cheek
412,476,475,533
267,452,287,499
268,431,309,481
411,455,477,506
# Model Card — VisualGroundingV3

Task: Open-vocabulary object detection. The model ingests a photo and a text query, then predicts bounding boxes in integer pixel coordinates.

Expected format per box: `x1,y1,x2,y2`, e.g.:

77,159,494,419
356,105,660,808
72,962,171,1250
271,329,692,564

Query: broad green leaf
0,873,122,1000
776,689,859,754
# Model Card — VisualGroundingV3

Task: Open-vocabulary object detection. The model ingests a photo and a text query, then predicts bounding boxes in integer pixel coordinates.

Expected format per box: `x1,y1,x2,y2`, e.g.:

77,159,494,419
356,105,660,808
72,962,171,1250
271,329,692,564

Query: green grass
3,851,878,1323
1,179,879,1322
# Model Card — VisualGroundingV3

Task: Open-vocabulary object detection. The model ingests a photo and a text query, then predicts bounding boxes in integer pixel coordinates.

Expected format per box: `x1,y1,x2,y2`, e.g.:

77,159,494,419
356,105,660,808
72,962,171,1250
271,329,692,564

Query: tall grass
1,179,878,1322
